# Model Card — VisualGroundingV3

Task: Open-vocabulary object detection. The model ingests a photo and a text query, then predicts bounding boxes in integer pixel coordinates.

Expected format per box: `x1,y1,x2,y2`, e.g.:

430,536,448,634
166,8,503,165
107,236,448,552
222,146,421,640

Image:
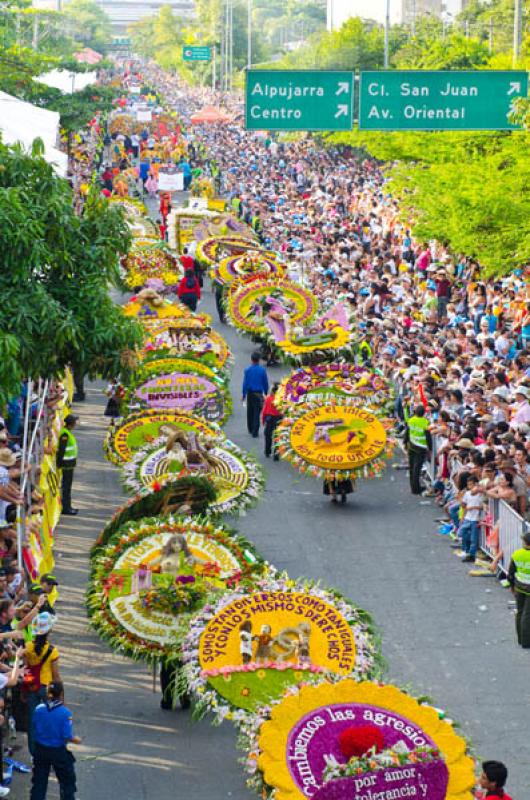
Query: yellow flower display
258,681,475,800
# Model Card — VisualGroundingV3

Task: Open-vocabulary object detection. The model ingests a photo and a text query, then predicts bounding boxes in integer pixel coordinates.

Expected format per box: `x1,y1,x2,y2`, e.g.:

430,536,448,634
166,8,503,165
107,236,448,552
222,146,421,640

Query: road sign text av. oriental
245,70,354,132
359,70,528,131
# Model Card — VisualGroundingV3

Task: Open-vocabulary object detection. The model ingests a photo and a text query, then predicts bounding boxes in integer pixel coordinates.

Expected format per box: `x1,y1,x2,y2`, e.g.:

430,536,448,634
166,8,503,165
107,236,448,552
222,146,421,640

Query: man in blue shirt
242,352,269,438
30,682,81,800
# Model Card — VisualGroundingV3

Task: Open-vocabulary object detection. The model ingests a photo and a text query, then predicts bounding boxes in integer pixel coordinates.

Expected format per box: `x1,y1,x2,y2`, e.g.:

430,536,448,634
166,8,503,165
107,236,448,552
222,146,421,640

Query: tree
329,125,530,275
63,0,112,54
0,141,143,404
36,84,119,139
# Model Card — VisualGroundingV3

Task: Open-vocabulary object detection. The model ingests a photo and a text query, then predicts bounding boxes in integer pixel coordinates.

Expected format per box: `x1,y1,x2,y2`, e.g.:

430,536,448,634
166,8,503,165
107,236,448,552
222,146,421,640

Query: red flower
338,725,385,760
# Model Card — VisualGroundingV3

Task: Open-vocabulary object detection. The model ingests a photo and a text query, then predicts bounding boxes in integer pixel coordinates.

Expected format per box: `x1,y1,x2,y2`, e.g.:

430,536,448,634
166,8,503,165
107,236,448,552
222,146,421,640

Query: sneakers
450,540,463,548
461,555,475,563
0,787,10,797
62,508,79,516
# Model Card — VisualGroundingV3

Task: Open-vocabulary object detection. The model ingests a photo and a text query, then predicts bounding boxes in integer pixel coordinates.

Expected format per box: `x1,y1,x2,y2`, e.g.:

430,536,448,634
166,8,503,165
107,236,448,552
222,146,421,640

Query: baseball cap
40,574,58,586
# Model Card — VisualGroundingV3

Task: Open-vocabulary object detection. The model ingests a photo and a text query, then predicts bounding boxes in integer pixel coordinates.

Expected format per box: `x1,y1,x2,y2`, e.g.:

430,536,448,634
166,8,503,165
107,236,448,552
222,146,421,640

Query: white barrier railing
424,433,525,575
480,497,525,575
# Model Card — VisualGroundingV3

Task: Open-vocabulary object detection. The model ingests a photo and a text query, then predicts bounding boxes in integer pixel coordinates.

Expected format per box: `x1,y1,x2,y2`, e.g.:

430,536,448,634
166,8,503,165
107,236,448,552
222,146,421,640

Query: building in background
94,0,194,33
401,0,443,27
327,0,403,28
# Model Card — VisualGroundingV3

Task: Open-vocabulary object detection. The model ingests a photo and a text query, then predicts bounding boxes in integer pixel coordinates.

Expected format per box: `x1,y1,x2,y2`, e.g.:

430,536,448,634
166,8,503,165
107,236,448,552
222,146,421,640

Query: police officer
30,681,81,800
57,415,79,516
404,405,432,495
508,530,530,648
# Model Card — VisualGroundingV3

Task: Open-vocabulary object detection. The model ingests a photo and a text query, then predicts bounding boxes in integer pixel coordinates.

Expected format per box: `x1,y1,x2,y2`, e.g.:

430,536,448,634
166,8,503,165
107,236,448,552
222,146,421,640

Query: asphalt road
14,286,528,799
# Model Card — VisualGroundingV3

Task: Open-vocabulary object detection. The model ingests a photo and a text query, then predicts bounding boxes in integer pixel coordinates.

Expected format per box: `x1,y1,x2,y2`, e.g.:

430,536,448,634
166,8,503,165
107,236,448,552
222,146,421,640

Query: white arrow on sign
507,82,521,95
335,82,350,96
334,104,349,118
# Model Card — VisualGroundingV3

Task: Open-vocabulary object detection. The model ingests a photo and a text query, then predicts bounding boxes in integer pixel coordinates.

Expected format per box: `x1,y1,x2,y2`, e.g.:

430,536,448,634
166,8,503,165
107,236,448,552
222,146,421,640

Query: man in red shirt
180,247,194,272
477,760,512,799
262,383,282,459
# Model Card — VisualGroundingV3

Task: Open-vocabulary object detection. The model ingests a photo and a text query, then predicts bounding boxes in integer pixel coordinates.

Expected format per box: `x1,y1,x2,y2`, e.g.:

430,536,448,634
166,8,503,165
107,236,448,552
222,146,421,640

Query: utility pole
513,0,522,66
212,43,216,90
229,0,233,92
384,0,390,68
247,0,252,69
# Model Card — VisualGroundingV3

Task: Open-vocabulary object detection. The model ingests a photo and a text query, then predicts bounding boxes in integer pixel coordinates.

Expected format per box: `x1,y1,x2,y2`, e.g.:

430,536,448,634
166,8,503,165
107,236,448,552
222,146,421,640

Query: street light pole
513,0,522,66
384,0,390,68
247,0,252,69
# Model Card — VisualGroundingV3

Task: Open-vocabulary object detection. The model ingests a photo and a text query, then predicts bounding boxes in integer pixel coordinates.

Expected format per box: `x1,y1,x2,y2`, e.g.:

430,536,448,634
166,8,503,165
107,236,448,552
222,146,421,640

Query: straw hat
0,448,16,467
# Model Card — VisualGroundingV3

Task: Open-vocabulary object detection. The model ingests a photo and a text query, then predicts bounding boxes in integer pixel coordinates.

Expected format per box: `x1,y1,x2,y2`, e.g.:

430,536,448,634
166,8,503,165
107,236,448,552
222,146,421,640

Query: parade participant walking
508,531,530,648
477,760,512,799
57,415,79,516
262,383,282,459
404,405,432,495
242,352,269,438
30,682,81,800
177,269,201,312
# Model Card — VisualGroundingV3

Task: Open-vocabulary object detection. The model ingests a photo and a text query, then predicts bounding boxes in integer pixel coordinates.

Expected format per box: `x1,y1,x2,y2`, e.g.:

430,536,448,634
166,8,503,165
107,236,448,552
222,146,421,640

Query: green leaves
0,141,142,402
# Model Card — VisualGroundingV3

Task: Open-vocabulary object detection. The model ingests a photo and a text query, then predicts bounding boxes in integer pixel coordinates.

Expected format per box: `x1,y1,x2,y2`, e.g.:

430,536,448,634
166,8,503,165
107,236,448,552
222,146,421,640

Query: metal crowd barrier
480,497,526,575
427,433,525,575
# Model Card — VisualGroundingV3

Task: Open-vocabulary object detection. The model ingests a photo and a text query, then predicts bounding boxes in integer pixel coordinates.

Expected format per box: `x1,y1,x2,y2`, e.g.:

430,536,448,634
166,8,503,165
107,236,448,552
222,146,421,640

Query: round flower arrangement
123,293,193,320
275,398,395,481
196,235,259,267
122,243,183,289
126,356,231,423
125,368,231,424
108,113,134,135
121,434,264,516
140,319,233,372
273,314,356,365
137,352,229,386
87,515,267,664
240,680,475,800
193,213,251,244
215,252,284,287
227,275,318,336
180,572,382,724
276,364,394,414
104,409,219,465
107,196,148,218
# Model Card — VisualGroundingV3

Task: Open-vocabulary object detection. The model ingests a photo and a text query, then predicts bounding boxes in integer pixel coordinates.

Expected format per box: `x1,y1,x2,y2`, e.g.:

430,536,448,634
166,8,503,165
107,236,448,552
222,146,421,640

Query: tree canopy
0,141,143,403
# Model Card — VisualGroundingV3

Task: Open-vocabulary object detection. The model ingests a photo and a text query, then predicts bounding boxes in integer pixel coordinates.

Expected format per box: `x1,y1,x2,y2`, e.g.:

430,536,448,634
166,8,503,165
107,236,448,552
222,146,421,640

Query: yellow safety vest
407,416,429,449
60,428,78,462
512,547,530,595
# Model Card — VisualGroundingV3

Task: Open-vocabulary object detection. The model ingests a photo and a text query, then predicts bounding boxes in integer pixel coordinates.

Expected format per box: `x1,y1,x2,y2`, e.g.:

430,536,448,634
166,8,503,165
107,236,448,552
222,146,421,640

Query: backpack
185,274,196,291
23,645,53,693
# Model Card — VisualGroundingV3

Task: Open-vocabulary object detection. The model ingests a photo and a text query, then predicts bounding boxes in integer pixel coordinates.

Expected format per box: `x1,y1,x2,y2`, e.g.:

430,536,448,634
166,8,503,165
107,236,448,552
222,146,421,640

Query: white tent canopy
0,91,67,177
37,69,97,94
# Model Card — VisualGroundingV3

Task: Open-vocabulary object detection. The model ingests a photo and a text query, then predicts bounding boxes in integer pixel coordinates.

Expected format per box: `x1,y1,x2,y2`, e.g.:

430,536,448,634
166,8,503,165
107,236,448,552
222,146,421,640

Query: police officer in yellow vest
404,405,432,495
508,531,530,648
57,415,79,516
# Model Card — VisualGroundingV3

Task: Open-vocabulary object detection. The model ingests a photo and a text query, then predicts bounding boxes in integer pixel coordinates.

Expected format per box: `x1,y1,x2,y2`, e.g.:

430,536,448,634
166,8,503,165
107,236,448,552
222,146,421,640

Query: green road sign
245,70,354,131
182,46,211,62
359,70,528,131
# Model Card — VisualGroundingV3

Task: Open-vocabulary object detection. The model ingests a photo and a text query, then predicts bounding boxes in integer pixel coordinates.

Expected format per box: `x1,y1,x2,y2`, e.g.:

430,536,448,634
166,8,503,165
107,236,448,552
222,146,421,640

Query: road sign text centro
359,70,528,131
245,70,354,131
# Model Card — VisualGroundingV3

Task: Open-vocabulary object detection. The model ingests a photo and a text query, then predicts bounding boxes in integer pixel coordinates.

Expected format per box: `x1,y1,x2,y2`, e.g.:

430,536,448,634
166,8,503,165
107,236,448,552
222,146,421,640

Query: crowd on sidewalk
114,64,530,570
